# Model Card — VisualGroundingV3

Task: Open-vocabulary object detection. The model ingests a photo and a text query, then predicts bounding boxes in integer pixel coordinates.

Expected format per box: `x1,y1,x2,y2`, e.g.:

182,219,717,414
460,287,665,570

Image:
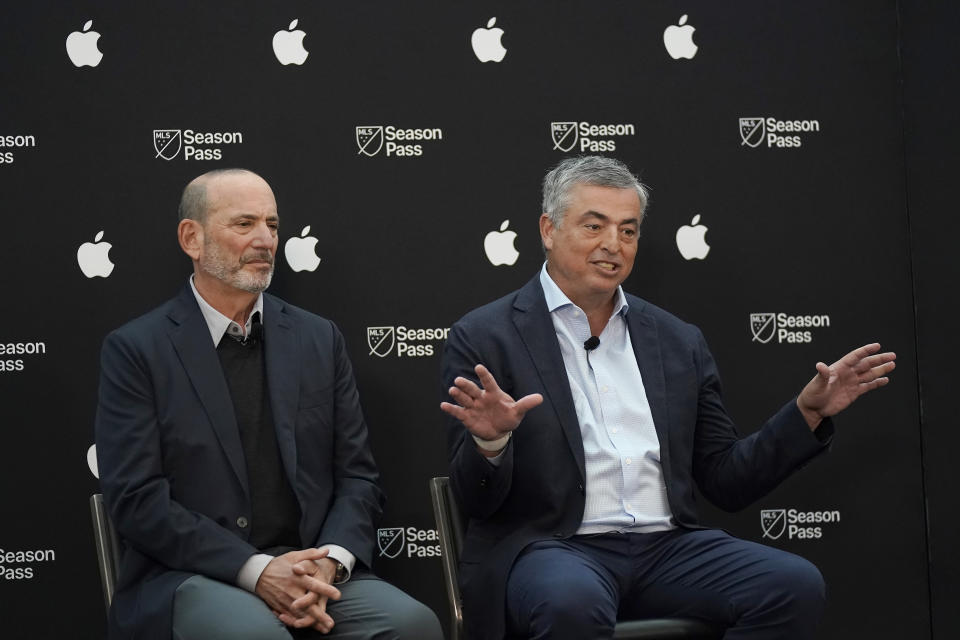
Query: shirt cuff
318,544,356,583
236,553,274,593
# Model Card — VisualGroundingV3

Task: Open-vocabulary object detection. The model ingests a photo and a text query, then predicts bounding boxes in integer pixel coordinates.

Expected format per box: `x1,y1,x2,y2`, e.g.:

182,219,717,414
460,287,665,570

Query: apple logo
66,20,103,67
675,215,710,260
87,444,99,479
77,230,116,278
273,19,309,65
471,17,507,63
284,225,321,272
484,219,519,266
663,14,698,60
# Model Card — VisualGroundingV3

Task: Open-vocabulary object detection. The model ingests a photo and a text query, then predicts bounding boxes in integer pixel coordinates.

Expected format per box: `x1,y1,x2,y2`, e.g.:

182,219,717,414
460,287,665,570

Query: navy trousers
505,528,825,640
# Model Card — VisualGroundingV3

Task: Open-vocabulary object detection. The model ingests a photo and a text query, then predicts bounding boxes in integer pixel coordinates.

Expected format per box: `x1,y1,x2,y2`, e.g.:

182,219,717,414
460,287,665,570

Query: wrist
473,431,511,453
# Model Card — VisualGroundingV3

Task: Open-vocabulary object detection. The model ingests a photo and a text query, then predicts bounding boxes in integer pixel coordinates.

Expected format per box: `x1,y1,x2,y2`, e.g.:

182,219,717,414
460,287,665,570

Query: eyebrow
579,210,640,226
229,213,279,222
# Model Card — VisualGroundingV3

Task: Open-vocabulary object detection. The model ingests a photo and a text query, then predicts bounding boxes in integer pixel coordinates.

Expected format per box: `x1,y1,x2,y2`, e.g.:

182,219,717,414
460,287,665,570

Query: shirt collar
539,262,629,317
189,275,264,346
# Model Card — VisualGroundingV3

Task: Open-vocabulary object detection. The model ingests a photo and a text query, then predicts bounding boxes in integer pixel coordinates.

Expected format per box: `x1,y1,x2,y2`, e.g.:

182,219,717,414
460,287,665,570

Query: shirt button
625,503,632,511
601,385,609,393
612,428,619,434
236,516,249,528
625,458,632,465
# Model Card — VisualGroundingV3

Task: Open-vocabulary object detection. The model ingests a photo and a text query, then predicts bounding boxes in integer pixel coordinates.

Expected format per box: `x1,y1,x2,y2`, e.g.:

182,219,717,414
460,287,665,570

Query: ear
178,219,203,261
539,213,556,252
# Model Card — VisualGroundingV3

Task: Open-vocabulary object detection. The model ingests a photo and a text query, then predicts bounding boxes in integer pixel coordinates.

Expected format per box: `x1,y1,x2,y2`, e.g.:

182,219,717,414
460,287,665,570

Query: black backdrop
0,1,954,638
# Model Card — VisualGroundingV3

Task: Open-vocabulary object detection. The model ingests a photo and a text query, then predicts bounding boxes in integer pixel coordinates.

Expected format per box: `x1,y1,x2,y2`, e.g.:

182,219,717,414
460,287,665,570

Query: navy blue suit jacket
441,275,832,640
95,286,384,640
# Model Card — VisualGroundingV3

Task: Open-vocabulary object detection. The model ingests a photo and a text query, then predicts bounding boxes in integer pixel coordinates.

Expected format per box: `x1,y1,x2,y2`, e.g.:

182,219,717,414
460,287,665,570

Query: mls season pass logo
550,121,635,153
739,117,821,149
761,508,841,541
0,340,46,373
378,527,441,559
0,133,36,165
355,125,443,157
0,546,56,581
367,326,449,358
750,312,831,345
153,129,244,161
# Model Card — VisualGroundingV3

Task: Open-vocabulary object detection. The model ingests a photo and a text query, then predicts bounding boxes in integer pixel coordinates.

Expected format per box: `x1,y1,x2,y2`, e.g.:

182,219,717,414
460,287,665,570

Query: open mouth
593,261,618,271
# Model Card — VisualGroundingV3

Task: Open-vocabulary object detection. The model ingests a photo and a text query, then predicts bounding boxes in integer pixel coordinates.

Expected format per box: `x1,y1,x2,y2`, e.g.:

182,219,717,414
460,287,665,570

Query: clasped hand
440,364,543,442
255,548,341,633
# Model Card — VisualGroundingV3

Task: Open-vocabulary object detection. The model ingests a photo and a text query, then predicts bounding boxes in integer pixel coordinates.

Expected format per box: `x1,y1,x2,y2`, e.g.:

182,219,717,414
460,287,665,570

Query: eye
584,223,601,231
621,228,637,237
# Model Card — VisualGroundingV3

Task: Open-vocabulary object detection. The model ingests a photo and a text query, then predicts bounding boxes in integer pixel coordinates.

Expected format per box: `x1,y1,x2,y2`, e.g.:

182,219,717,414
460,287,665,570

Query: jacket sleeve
441,322,516,519
690,328,833,511
312,322,384,570
95,329,256,583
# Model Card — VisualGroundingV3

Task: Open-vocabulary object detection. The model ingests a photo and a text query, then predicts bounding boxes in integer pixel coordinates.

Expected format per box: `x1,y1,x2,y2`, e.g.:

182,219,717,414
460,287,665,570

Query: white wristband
472,432,511,452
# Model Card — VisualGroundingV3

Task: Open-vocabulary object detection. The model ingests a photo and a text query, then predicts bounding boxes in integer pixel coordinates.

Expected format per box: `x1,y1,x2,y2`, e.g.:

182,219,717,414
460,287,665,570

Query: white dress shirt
188,276,356,590
539,265,675,534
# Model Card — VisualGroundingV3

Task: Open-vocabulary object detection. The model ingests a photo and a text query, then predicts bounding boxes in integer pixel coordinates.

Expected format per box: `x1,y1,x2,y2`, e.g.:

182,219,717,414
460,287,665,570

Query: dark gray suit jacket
441,275,832,640
95,285,384,640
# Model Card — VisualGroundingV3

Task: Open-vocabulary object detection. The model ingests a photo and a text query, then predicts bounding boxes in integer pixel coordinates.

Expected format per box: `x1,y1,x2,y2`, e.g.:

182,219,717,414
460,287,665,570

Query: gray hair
541,156,649,227
177,168,260,224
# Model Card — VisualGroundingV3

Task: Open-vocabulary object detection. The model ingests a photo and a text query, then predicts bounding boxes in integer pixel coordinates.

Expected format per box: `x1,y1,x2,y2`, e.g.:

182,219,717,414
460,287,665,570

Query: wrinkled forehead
205,172,277,216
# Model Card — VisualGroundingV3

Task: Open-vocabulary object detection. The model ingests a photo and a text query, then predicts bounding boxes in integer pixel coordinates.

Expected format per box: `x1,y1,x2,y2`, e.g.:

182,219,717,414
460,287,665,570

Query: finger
447,386,477,408
440,401,467,420
287,547,328,563
308,597,335,633
296,575,342,600
853,351,897,373
514,393,544,415
475,364,503,393
292,589,320,610
861,360,896,381
842,342,882,365
453,376,483,399
815,362,831,381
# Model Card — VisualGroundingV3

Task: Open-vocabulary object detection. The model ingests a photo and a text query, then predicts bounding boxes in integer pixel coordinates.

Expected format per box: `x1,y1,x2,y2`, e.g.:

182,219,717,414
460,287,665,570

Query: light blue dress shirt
539,265,675,534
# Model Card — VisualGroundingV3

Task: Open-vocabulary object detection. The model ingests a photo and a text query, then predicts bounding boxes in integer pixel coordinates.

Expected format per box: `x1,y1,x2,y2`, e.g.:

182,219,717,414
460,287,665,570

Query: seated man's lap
505,529,825,638
172,574,442,640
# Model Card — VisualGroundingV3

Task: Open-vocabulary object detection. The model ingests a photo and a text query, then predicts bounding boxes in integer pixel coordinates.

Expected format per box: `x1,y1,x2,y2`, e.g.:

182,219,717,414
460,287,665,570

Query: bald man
95,169,441,640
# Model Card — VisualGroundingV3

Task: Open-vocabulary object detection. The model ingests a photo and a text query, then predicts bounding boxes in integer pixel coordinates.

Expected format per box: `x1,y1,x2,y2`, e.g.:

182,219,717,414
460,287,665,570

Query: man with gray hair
440,155,896,639
96,168,442,640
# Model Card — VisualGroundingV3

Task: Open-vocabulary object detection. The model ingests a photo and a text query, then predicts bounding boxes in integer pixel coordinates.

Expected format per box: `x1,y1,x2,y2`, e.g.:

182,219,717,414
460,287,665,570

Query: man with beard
95,169,441,640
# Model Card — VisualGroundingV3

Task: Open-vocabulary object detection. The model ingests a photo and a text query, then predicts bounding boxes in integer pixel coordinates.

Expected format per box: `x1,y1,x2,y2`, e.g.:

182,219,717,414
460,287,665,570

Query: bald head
178,168,269,225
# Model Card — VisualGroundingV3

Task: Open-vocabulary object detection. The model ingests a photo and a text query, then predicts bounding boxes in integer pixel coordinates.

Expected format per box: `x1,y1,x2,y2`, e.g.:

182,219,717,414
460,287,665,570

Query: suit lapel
513,277,586,481
263,294,299,489
625,303,673,480
167,286,248,492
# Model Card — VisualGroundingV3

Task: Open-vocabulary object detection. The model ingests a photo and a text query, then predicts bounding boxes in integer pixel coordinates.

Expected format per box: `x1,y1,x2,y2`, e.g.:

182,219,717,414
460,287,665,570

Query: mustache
241,251,274,265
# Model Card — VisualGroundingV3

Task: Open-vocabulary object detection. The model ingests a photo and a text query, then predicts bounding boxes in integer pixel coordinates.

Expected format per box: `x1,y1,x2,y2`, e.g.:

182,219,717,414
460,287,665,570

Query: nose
250,221,276,249
599,225,620,253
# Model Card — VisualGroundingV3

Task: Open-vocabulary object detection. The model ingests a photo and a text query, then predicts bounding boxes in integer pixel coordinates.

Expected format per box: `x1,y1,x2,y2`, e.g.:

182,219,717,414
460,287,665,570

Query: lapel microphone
583,336,600,351
244,312,264,345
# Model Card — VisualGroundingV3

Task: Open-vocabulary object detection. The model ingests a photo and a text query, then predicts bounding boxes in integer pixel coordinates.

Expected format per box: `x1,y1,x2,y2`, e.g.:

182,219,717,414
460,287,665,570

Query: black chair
89,493,122,612
429,477,722,640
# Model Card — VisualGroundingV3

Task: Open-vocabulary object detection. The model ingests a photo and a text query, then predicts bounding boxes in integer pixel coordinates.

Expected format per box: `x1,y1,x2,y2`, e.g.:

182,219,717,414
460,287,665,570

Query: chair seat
613,618,720,639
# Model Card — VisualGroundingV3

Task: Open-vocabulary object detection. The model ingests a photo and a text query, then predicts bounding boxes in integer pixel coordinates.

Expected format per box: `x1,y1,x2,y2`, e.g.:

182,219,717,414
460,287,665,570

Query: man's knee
510,573,617,638
383,597,443,639
173,575,290,640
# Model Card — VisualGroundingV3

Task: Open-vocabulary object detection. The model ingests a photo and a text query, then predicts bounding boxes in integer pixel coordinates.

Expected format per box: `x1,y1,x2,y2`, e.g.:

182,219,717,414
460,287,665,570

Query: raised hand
441,364,543,441
796,343,896,429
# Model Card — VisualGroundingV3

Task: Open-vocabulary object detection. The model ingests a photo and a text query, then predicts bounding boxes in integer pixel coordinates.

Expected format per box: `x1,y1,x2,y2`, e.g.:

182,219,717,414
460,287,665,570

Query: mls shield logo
378,527,405,558
551,122,578,152
761,509,787,540
367,326,395,357
356,126,384,156
739,118,765,148
750,313,776,344
153,129,182,160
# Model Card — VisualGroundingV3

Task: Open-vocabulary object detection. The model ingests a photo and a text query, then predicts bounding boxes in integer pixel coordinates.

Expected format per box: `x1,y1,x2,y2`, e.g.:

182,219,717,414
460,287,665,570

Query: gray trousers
172,574,443,640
